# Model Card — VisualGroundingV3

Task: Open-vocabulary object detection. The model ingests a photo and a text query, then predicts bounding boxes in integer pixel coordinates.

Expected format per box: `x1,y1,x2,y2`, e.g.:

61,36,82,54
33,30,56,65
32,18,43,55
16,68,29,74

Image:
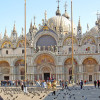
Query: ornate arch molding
81,35,97,45
16,39,30,48
81,56,98,65
34,31,58,47
63,35,78,46
13,57,25,66
0,60,10,67
33,51,57,65
0,59,11,66
1,40,13,48
37,63,55,73
63,56,78,66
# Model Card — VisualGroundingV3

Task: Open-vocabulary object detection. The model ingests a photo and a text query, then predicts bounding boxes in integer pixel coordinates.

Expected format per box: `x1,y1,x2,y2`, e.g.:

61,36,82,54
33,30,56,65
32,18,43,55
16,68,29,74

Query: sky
0,0,100,37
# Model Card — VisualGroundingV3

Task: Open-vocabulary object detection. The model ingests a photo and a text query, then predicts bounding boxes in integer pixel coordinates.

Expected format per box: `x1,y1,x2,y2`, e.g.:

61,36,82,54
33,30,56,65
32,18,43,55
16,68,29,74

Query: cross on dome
64,2,67,11
57,0,60,9
56,0,61,16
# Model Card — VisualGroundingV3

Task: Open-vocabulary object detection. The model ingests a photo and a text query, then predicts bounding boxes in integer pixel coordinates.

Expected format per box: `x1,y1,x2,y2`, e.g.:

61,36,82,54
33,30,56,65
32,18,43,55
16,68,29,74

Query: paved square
0,86,100,100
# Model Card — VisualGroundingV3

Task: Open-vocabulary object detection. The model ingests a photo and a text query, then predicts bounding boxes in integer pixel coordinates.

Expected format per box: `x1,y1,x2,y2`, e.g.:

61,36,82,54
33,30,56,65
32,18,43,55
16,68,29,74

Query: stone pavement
44,86,100,100
0,85,100,100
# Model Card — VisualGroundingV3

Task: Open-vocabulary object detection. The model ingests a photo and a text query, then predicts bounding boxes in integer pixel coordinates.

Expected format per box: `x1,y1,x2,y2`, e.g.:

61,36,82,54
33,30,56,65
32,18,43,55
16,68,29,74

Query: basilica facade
0,2,100,83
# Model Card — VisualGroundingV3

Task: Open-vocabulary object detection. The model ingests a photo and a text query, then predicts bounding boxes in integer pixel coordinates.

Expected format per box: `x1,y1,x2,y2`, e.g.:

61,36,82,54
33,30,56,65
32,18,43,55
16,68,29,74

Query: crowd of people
0,79,57,95
94,80,100,88
1,80,33,87
1,79,100,90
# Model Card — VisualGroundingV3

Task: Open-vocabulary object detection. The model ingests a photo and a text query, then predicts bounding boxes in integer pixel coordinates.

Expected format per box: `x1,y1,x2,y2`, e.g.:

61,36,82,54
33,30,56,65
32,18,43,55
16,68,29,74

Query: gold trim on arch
17,40,25,47
17,40,29,48
1,41,13,48
82,36,96,45
63,37,77,45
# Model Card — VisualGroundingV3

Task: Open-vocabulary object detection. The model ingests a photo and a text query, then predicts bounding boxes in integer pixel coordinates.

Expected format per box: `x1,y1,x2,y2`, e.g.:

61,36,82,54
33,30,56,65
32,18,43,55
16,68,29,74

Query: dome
90,26,98,34
62,12,70,19
48,16,77,35
56,9,61,16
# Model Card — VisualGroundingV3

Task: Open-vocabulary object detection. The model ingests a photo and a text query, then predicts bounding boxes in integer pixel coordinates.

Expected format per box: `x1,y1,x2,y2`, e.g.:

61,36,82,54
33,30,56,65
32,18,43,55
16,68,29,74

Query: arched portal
34,54,55,80
82,58,98,82
15,59,25,80
64,58,78,82
0,61,10,80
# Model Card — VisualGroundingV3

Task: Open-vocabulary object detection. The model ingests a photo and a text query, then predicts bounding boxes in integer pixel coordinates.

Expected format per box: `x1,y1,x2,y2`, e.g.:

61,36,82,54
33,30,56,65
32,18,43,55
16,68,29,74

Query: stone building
0,2,100,83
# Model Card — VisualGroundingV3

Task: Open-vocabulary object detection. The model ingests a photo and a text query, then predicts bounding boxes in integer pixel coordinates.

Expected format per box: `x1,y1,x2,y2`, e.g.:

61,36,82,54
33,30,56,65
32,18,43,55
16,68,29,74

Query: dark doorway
44,73,50,81
21,76,25,80
69,76,72,81
4,76,9,80
89,75,92,81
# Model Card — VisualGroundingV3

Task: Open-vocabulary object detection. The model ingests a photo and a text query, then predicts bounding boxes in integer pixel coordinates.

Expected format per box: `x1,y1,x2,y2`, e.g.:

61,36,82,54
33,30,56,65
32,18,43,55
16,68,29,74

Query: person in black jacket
80,80,83,89
94,80,97,88
21,81,24,91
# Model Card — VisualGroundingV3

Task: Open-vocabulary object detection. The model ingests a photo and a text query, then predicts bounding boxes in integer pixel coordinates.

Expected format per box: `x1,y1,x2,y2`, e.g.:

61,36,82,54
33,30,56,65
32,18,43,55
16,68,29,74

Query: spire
96,10,100,20
33,16,37,29
22,27,24,36
13,22,16,32
42,19,44,25
87,24,89,31
78,16,82,30
30,19,32,29
78,17,81,27
4,27,7,36
44,10,47,23
96,11,100,34
62,2,70,19
77,17,82,35
56,0,61,16
34,16,36,25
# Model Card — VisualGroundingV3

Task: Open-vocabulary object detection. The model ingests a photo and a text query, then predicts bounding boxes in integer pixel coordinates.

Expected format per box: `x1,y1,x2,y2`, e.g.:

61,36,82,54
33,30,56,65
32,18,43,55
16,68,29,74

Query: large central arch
34,53,56,80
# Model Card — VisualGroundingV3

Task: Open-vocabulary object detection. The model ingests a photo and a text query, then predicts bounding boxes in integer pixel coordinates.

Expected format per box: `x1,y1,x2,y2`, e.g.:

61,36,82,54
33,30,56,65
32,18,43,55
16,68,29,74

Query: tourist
12,80,15,86
36,80,41,87
84,80,86,85
52,80,56,95
59,80,62,87
62,81,64,89
47,81,51,89
97,80,100,88
21,81,24,91
80,80,83,89
65,80,68,89
94,80,97,88
23,80,28,94
43,81,47,89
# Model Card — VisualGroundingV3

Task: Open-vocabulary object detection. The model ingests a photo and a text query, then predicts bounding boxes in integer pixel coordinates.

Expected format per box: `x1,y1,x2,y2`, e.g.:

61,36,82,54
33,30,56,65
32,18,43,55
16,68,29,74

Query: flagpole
24,0,27,81
71,0,74,84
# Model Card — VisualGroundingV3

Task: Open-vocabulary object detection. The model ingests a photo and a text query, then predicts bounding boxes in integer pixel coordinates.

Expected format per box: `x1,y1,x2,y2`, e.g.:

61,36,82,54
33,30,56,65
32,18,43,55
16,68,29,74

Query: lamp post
24,0,27,81
71,0,74,84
